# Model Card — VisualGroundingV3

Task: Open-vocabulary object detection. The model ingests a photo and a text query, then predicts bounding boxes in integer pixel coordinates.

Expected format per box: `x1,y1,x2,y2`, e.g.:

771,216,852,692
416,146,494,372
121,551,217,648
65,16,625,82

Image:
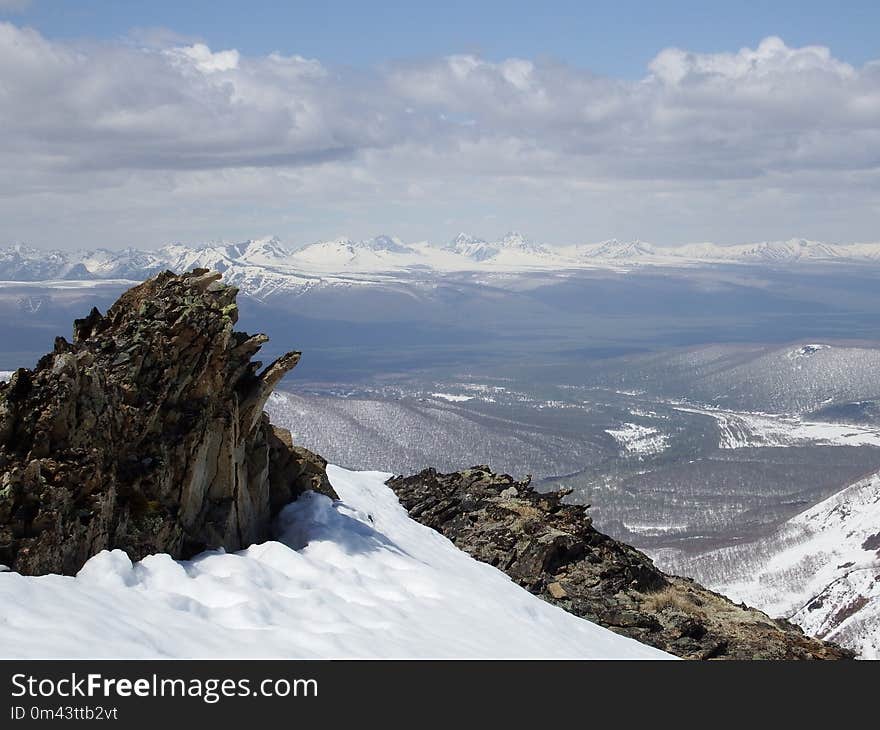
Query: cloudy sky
1,1,879,249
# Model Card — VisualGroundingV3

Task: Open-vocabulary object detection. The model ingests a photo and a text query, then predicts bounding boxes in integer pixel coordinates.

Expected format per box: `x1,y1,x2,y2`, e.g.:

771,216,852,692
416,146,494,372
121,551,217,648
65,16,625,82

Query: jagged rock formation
0,269,335,576
387,466,853,660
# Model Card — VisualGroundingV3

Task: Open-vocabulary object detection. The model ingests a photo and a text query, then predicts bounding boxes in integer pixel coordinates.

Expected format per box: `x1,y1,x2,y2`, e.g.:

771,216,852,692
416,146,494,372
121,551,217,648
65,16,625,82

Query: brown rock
386,466,853,660
0,269,335,576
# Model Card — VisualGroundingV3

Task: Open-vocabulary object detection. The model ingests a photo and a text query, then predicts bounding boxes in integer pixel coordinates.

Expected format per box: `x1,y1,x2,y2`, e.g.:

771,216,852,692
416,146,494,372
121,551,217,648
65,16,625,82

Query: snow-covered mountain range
4,234,880,291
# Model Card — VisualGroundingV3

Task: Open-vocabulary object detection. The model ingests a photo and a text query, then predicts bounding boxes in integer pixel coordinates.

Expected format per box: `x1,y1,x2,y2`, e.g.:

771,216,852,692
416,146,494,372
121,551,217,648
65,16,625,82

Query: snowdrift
0,466,670,659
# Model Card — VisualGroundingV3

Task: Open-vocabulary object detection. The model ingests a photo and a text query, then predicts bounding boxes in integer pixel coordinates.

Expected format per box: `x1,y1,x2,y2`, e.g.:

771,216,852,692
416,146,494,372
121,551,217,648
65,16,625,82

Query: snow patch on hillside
787,344,830,359
431,393,474,402
673,404,880,449
0,466,669,659
606,423,669,456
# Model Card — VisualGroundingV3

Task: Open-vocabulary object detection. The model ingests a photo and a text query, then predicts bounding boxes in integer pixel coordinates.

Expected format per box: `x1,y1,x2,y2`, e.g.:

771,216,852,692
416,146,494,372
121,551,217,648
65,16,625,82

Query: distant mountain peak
582,239,656,259
6,234,880,289
322,236,355,247
233,235,291,261
444,233,498,261
503,230,537,244
246,234,286,250
360,234,412,253
444,231,551,261
448,232,486,247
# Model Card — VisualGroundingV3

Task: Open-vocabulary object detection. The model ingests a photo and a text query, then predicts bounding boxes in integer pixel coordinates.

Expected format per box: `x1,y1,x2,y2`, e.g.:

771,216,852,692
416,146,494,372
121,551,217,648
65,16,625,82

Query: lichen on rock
0,269,335,576
386,465,853,660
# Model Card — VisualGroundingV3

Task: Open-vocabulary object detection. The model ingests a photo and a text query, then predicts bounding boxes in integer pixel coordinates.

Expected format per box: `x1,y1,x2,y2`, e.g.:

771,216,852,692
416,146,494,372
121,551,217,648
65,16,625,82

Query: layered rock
387,466,853,660
0,269,334,576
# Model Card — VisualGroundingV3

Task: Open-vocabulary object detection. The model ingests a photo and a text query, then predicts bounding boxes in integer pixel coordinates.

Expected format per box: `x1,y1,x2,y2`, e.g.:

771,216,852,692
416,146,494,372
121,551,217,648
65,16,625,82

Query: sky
1,0,879,249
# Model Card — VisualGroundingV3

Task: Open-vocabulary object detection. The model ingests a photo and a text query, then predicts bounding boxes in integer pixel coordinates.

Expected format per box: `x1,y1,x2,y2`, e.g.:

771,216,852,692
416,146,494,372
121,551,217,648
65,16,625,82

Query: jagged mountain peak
359,234,412,253
500,231,527,245
450,241,497,261
448,232,487,248
497,231,554,257
288,234,420,271
443,232,497,261
581,239,657,258
233,235,290,261
444,231,551,261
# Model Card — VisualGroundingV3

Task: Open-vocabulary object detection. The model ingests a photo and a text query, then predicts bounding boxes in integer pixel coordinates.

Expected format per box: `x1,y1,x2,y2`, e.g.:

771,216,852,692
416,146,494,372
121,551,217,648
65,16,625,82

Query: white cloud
648,36,856,84
0,22,878,248
168,43,240,72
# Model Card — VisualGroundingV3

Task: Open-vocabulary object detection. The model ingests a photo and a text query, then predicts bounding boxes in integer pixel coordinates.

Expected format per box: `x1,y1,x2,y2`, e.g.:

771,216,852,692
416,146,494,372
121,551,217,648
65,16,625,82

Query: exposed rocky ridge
0,269,334,576
387,466,853,660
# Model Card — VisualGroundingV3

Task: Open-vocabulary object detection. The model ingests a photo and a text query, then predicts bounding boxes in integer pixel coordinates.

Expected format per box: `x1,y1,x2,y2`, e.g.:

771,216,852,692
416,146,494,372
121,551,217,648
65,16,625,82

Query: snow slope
288,235,425,272
671,471,880,658
0,466,670,659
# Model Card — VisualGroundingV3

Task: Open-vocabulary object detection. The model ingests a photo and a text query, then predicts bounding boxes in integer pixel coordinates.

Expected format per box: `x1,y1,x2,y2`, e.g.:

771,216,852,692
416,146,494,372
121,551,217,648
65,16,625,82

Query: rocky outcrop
387,466,853,660
0,269,335,576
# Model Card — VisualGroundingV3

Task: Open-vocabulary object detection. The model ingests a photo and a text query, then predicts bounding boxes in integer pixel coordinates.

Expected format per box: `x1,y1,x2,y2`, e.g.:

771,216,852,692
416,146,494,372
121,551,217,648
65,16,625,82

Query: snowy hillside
591,343,880,415
289,235,432,272
674,238,862,263
263,389,600,480
666,471,880,658
672,404,880,449
0,466,670,659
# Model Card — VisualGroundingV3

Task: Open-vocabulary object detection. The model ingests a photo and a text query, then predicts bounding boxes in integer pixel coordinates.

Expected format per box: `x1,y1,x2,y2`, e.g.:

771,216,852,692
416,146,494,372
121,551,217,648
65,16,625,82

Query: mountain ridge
6,234,880,287
387,465,851,659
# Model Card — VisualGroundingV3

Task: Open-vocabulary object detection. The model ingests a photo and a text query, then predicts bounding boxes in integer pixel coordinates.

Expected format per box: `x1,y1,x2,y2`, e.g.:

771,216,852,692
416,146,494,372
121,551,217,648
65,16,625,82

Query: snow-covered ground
605,423,669,456
673,404,880,449
0,466,670,659
672,471,880,658
430,392,474,402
